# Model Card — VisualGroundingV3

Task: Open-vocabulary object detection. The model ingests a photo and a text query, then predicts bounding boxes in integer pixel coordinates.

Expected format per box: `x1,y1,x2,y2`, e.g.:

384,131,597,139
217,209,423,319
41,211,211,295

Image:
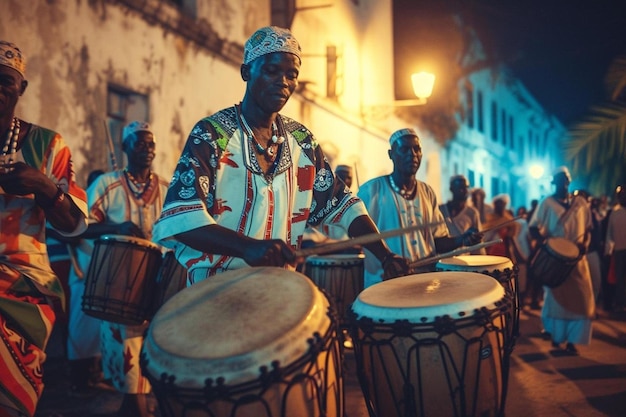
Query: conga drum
529,237,580,288
436,255,519,346
140,267,344,417
303,253,365,329
350,272,511,417
82,234,163,325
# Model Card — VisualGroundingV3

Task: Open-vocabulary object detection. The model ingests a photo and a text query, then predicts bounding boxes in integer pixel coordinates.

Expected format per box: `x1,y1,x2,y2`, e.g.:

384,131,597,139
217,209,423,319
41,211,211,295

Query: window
491,176,499,196
468,169,475,187
501,109,507,146
509,116,514,149
491,101,498,141
466,87,474,128
477,91,484,133
106,85,149,169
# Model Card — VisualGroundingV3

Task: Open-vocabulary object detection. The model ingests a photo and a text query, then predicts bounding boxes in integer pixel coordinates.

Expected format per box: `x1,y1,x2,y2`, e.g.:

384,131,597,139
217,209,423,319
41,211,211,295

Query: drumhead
306,253,365,266
142,267,331,387
352,271,505,323
99,234,161,251
436,255,513,272
546,237,579,260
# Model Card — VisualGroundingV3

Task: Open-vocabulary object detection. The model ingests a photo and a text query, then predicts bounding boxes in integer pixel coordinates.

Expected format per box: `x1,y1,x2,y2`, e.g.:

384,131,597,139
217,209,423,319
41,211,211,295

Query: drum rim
99,234,162,250
544,237,580,260
305,253,366,265
142,267,333,387
435,254,513,271
352,271,506,323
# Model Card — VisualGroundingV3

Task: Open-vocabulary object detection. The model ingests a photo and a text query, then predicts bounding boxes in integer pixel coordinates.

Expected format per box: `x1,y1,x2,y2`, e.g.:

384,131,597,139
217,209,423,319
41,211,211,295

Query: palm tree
565,54,626,197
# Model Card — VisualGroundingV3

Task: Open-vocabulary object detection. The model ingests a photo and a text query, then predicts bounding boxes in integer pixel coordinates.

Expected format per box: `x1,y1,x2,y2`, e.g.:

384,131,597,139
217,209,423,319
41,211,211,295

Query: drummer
0,40,88,417
357,128,482,287
68,121,169,416
528,166,594,355
439,174,485,254
152,26,408,284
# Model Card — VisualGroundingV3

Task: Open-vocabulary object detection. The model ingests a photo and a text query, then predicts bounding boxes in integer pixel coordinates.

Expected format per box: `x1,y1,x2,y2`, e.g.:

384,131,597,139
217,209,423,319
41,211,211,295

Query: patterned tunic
357,176,449,287
0,124,87,417
152,106,367,283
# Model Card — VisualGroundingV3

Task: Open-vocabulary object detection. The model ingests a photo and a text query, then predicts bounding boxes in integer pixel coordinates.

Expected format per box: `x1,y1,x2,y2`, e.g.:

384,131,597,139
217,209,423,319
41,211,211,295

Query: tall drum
140,267,343,417
350,272,511,417
82,234,163,325
436,255,519,347
303,253,365,329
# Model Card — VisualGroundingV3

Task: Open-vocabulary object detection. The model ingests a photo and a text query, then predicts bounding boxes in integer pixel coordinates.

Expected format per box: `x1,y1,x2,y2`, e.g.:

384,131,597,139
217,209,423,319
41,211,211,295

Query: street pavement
35,306,626,417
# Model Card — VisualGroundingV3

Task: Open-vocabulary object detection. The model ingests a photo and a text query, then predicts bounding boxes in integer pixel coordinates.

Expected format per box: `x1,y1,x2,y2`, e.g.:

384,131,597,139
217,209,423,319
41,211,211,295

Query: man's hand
382,253,410,280
462,227,483,246
243,239,297,267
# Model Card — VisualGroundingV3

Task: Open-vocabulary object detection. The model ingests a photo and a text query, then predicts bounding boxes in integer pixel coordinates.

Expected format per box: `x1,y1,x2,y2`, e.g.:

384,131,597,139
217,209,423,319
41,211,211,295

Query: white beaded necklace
389,174,416,199
239,109,285,162
1,117,20,164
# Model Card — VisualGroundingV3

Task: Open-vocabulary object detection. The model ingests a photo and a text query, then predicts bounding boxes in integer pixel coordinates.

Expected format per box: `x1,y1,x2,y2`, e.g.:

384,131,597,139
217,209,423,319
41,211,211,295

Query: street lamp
362,71,435,118
393,71,436,107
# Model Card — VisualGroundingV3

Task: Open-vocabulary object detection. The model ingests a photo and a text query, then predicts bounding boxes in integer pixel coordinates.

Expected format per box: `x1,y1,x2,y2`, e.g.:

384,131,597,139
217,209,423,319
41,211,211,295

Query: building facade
2,0,564,209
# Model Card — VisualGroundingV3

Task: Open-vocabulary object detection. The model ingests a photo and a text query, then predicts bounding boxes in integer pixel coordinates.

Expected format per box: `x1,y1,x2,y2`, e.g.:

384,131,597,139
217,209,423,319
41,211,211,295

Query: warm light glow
411,71,436,99
528,164,545,179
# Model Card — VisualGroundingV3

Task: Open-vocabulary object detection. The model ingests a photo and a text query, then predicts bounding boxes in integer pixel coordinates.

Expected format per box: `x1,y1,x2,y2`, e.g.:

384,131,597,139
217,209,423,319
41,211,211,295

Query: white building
1,0,563,209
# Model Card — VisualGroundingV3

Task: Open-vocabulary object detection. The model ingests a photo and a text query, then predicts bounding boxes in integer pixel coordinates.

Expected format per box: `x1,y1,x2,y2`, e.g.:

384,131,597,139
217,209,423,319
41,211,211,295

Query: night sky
393,0,626,126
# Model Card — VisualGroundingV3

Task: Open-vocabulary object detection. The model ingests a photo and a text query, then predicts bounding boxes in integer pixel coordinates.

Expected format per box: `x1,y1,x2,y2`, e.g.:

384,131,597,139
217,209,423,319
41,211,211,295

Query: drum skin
350,271,510,417
82,234,163,325
141,267,343,417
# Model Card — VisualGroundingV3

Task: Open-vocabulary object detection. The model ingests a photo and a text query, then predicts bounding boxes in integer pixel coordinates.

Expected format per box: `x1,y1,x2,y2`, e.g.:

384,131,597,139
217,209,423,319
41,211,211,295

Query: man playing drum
152,26,408,284
0,41,88,417
68,121,169,416
528,166,594,355
357,128,483,287
439,174,485,254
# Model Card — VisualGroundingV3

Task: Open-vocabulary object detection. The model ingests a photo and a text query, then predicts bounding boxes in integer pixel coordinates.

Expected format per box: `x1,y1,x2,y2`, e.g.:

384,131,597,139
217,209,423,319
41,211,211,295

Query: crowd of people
1,26,625,417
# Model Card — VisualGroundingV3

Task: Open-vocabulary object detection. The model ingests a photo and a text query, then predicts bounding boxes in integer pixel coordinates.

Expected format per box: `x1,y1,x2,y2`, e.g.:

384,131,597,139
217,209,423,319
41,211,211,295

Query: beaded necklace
239,109,285,162
1,117,20,166
389,174,417,199
124,169,153,199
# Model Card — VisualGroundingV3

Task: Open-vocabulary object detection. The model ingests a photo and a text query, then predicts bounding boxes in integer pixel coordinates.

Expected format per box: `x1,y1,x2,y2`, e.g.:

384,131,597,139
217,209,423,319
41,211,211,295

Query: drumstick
479,216,522,234
295,220,445,258
408,239,503,269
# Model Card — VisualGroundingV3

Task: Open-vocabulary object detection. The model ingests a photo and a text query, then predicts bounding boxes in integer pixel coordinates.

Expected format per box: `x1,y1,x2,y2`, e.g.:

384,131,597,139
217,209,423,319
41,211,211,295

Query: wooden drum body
350,272,511,417
303,253,365,329
140,267,343,417
529,237,580,288
149,251,188,319
82,234,163,325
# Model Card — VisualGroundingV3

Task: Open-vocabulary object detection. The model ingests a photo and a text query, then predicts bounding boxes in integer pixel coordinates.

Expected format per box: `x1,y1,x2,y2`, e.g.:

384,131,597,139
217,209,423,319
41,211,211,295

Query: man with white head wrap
152,26,408,285
528,166,594,354
357,128,482,287
66,121,168,416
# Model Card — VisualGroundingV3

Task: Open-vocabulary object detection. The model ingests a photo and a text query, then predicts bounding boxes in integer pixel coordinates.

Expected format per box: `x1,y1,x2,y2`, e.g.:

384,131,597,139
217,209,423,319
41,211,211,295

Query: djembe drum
82,234,163,325
303,253,365,329
141,267,344,417
148,251,188,319
436,255,519,347
529,237,580,288
350,271,511,417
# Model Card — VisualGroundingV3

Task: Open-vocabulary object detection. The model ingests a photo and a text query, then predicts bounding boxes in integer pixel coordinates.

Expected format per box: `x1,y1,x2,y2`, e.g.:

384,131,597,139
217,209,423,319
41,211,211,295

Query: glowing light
528,164,545,179
411,72,436,99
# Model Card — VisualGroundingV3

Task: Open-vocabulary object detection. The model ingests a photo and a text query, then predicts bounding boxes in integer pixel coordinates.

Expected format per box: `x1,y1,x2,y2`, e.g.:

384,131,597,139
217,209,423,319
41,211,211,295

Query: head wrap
552,165,571,180
335,164,352,173
122,121,153,147
0,41,26,77
243,26,301,65
449,174,468,187
493,194,510,207
389,128,418,148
